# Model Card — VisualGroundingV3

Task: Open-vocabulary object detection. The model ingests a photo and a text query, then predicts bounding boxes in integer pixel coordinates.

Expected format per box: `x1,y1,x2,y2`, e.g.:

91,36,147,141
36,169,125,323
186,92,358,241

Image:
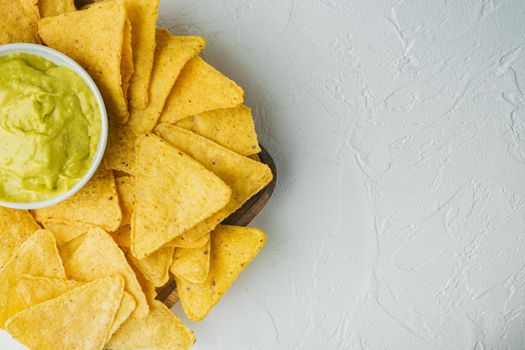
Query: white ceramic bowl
0,43,108,210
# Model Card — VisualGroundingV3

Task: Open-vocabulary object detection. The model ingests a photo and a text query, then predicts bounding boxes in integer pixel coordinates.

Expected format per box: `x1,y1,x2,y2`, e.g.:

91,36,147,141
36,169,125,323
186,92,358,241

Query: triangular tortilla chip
42,219,97,246
0,0,40,44
159,56,244,124
105,122,137,175
16,274,137,341
33,167,122,232
38,0,76,17
0,207,40,269
6,276,124,350
249,153,261,162
176,105,261,156
128,30,205,134
171,239,211,284
165,231,210,249
106,300,195,350
131,134,231,258
121,17,134,102
128,247,174,287
38,1,129,122
64,227,149,318
176,225,266,321
155,125,272,244
0,230,65,327
116,176,135,227
124,0,159,109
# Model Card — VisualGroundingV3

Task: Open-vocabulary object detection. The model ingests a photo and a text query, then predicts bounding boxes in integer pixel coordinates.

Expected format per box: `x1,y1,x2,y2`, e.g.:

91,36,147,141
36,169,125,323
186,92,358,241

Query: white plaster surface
2,0,525,349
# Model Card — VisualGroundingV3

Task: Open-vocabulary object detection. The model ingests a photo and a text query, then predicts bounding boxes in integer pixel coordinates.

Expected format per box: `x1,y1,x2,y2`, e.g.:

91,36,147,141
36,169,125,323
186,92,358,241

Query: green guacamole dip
0,53,101,203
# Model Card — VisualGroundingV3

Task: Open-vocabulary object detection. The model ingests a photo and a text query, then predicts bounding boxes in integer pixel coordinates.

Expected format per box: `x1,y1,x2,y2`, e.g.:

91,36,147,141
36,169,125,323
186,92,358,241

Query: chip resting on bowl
38,0,130,122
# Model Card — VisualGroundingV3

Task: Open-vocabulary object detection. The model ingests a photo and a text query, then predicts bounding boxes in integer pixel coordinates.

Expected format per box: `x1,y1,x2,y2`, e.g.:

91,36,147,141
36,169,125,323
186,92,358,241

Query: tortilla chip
105,121,137,175
109,291,136,341
0,208,40,269
33,167,122,232
111,225,131,248
0,230,65,328
124,0,159,109
128,246,174,287
166,232,210,249
177,225,266,321
42,219,97,246
171,239,211,284
155,125,272,244
107,300,195,350
131,134,231,259
159,56,244,124
6,276,124,350
64,227,149,318
128,30,205,134
16,276,80,309
121,18,134,102
15,273,136,343
38,1,129,122
116,176,135,226
176,105,261,156
38,0,76,17
127,257,157,305
0,0,40,44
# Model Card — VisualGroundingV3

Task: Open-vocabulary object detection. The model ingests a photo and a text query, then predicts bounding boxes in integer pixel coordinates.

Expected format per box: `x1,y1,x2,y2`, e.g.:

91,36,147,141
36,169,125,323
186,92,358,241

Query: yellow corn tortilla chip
64,227,149,318
166,231,210,249
33,167,122,232
16,274,137,341
116,176,135,227
6,275,124,350
107,300,195,350
42,219,97,246
128,247,174,287
177,225,266,321
38,0,76,17
131,134,231,259
0,230,65,328
38,1,129,122
155,125,272,244
127,257,157,305
121,18,134,102
171,239,211,284
111,225,131,248
176,105,261,156
0,0,39,44
159,56,244,124
128,30,205,134
105,121,137,175
124,0,159,109
16,276,80,308
0,208,40,269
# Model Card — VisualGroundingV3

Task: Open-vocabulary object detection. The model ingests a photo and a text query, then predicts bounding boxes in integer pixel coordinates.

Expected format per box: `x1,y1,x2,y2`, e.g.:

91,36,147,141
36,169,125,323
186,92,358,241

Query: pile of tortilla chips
1,0,273,349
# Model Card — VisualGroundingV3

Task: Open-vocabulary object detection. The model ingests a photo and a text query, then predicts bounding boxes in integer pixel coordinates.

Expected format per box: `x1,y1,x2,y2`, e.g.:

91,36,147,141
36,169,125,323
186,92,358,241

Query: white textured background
3,0,525,349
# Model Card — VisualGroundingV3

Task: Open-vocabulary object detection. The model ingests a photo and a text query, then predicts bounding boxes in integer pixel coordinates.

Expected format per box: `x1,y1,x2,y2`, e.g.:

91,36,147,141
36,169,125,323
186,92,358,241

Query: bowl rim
0,43,108,210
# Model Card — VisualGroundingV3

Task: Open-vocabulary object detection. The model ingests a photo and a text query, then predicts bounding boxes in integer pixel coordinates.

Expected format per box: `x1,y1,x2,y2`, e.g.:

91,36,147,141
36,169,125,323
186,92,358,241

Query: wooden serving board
157,146,277,308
